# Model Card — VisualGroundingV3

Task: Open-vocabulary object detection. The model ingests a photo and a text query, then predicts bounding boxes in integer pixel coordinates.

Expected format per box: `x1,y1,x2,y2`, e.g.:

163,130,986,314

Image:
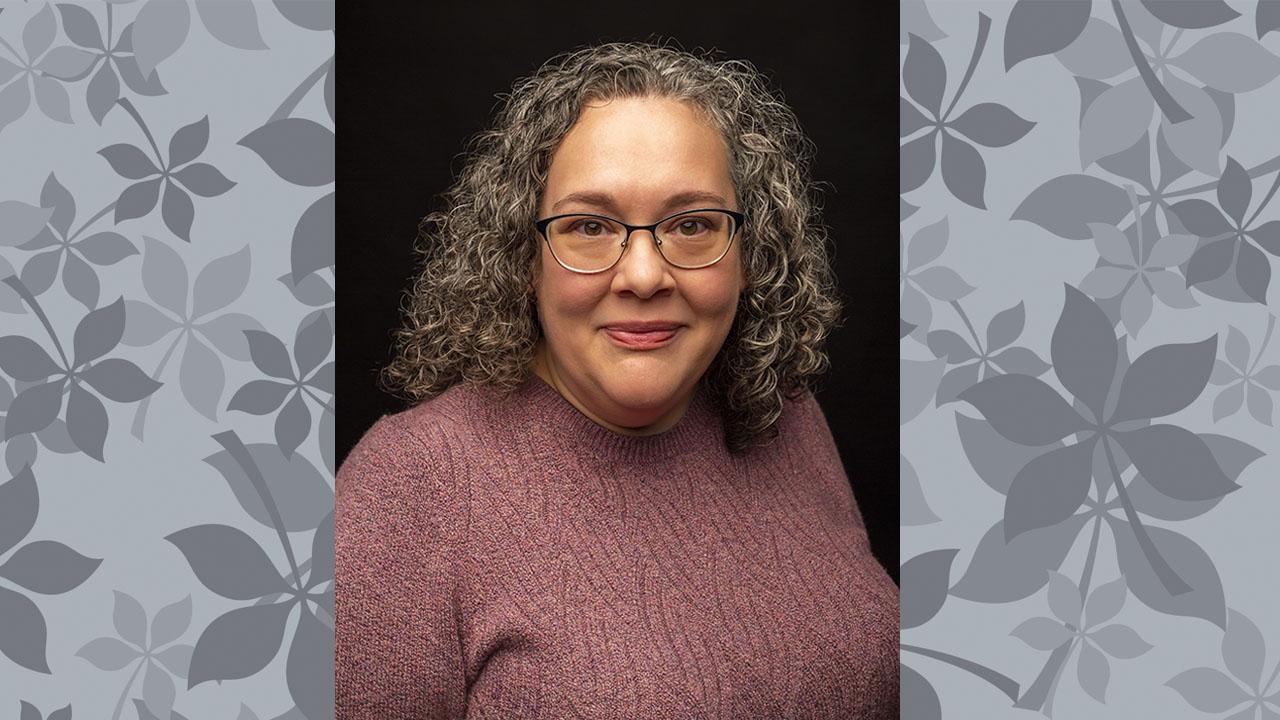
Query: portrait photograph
4,0,1280,719
336,2,899,718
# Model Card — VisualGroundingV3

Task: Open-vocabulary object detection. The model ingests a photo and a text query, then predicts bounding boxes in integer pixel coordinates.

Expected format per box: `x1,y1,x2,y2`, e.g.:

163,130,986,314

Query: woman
336,41,898,719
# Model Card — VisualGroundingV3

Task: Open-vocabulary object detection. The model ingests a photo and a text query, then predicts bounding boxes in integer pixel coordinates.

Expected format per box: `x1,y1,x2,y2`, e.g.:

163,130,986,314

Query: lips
603,326,680,349
602,321,682,333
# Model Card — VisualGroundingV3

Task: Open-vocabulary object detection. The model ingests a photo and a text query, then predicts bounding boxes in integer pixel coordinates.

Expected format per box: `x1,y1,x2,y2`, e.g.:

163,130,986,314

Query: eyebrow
550,190,730,216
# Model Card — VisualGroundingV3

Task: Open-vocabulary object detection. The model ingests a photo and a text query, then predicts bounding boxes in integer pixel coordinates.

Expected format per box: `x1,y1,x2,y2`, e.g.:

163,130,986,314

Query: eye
571,219,610,236
675,218,709,236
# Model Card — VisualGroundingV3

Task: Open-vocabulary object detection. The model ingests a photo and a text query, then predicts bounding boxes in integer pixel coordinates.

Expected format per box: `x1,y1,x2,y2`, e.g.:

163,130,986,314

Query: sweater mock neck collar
490,373,722,465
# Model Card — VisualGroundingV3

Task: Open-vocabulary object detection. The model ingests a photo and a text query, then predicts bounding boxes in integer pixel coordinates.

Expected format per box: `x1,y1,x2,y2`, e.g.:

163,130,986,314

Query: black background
338,1,900,581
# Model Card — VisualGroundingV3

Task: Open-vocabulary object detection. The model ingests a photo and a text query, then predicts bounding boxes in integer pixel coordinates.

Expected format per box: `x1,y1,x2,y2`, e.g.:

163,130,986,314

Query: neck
531,340,693,436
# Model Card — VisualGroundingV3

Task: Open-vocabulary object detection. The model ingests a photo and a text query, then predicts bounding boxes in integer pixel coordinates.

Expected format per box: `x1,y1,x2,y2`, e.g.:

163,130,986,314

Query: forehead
543,96,733,210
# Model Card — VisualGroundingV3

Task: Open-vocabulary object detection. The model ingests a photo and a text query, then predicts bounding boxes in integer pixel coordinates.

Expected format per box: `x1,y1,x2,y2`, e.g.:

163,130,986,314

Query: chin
601,373,681,411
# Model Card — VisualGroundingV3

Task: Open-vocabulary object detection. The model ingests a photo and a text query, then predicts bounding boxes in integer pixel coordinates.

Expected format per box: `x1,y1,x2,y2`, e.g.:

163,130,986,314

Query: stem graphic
1104,435,1190,594
1159,159,1280,201
1245,168,1280,230
948,300,985,357
1014,638,1076,710
1112,0,1190,122
269,56,332,124
2,276,70,369
901,643,1020,701
212,430,303,592
941,13,991,123
68,202,118,243
109,656,146,720
1078,515,1103,603
1248,315,1276,377
117,97,165,169
129,329,185,440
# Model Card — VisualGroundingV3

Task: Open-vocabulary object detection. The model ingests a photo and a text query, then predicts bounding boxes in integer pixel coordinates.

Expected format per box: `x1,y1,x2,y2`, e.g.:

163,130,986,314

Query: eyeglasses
534,208,745,274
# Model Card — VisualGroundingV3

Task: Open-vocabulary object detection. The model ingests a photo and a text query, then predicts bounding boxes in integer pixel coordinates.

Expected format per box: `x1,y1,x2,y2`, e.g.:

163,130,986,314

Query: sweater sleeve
793,390,871,539
335,412,470,719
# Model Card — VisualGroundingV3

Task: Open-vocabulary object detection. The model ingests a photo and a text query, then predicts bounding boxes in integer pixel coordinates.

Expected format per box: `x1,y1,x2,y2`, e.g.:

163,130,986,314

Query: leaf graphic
151,595,192,649
948,103,1034,148
1080,79,1153,169
1222,609,1266,689
1085,578,1128,627
202,443,332,532
273,0,334,31
179,335,224,421
1109,517,1226,627
900,131,938,194
286,605,333,720
902,664,941,720
172,162,235,197
901,549,958,629
165,524,290,600
144,658,175,719
986,302,1025,351
0,202,53,248
291,192,335,282
903,34,945,117
0,585,50,672
1161,76,1223,176
959,374,1086,446
906,217,948,273
1077,640,1111,702
161,181,194,242
5,380,66,438
1012,174,1130,240
0,467,38,557
940,133,987,209
0,337,60,381
1166,667,1251,711
1004,439,1095,541
1004,0,1091,70
239,119,334,186
1141,0,1240,29
76,232,138,265
950,514,1089,603
187,602,293,687
0,540,100,594
1110,336,1216,423
244,330,294,380
141,237,189,318
84,58,120,121
275,391,311,458
1089,624,1152,658
114,177,162,222
194,0,268,51
77,636,141,670
132,0,190,80
66,383,108,461
100,143,160,180
1056,18,1130,80
1012,617,1072,650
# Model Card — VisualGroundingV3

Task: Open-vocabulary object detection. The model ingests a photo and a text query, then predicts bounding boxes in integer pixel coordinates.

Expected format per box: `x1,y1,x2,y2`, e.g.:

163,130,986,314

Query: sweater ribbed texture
336,375,899,719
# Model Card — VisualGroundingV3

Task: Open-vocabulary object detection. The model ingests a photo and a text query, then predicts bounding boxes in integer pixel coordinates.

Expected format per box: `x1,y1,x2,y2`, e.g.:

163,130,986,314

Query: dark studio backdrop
337,2,900,580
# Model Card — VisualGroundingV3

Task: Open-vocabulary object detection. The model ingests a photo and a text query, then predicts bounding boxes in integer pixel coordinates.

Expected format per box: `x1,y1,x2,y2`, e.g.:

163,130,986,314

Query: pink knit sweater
335,375,899,719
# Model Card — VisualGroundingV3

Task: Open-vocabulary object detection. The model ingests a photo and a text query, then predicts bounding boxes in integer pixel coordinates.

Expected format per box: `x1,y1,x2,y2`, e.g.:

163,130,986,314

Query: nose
612,229,674,297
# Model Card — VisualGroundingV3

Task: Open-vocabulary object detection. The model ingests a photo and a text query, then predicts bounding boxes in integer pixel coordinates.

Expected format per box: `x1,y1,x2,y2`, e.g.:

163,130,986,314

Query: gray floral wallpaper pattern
902,1,1280,717
0,1,333,718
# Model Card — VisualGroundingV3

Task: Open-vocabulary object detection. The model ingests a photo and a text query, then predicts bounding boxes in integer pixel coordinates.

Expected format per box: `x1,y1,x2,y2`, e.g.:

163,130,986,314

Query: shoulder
336,384,480,518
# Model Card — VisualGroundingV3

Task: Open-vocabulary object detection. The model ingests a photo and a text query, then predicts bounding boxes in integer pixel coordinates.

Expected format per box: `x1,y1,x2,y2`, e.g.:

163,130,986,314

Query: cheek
536,274,605,333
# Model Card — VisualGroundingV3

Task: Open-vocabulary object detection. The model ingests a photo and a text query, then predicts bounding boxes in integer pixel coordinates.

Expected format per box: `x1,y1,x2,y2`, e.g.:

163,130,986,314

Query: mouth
602,327,680,350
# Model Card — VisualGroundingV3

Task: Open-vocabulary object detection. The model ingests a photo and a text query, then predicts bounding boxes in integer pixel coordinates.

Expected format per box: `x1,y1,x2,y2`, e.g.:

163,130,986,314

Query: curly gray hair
380,40,842,454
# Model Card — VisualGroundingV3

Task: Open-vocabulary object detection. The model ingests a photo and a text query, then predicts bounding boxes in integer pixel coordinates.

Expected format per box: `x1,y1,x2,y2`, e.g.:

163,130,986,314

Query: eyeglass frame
534,207,746,274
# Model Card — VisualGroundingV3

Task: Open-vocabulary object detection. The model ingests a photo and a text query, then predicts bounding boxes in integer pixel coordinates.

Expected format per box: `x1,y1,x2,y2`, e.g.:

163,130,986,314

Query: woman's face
531,95,745,435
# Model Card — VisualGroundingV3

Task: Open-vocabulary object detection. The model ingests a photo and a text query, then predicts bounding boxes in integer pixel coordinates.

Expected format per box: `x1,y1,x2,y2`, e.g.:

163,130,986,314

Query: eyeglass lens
546,210,735,272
